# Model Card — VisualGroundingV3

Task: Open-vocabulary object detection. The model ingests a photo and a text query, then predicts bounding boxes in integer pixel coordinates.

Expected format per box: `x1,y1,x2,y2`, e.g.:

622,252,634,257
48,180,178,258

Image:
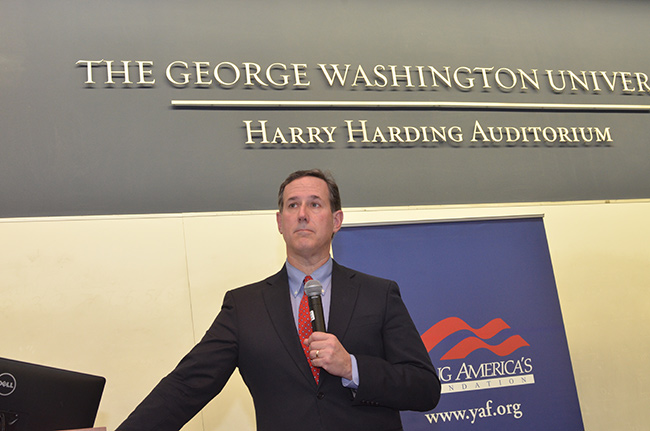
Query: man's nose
298,203,309,220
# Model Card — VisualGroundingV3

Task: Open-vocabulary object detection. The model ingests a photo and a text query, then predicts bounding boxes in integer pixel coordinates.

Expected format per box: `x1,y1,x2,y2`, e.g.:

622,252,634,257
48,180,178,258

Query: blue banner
332,217,583,431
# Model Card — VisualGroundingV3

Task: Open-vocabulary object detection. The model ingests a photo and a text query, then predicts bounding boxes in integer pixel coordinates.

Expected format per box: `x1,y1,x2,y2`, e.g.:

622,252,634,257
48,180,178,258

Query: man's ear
276,211,283,234
332,210,344,233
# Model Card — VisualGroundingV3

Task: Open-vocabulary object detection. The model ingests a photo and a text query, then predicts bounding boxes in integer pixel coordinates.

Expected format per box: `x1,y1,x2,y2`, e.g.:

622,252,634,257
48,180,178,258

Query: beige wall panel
0,216,202,431
541,203,650,431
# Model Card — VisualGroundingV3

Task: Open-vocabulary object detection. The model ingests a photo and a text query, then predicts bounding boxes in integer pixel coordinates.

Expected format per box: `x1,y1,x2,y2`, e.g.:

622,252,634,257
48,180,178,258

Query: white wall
1,200,648,430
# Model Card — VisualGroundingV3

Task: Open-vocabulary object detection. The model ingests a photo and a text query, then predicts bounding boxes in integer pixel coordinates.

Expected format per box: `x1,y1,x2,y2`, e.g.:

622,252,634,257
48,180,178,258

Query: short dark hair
278,169,341,212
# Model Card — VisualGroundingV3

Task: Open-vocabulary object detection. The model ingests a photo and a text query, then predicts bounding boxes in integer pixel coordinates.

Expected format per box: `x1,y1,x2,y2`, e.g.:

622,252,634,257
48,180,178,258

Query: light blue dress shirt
286,258,359,389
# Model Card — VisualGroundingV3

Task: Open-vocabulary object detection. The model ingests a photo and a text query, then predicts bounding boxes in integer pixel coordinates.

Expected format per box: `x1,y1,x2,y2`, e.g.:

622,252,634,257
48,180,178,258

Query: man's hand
304,332,352,380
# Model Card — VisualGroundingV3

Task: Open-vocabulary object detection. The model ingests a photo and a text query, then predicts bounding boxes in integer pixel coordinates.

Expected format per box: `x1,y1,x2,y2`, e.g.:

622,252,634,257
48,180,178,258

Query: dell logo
0,373,16,396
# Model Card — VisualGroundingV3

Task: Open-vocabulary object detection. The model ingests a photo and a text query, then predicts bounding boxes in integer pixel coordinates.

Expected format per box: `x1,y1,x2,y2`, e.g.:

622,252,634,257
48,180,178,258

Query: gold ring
316,350,320,358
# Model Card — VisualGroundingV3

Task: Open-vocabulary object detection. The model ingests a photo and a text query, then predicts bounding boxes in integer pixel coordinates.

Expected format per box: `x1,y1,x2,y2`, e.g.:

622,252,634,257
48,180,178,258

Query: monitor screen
0,357,105,431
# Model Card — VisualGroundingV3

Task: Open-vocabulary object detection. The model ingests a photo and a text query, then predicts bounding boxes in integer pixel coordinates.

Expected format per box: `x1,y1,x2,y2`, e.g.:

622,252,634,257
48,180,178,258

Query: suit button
317,392,325,400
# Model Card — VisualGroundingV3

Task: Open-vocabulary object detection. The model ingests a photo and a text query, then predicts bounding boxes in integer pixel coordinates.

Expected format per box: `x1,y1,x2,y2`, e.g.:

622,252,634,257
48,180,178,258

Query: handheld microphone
304,279,326,333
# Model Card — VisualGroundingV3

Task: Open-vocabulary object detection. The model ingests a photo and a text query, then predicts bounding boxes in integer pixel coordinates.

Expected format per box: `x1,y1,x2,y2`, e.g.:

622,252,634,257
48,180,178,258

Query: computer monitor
0,357,105,431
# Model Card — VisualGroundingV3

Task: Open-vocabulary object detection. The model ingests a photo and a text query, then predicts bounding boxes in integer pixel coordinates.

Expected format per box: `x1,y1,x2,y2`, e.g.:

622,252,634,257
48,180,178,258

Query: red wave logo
421,317,529,360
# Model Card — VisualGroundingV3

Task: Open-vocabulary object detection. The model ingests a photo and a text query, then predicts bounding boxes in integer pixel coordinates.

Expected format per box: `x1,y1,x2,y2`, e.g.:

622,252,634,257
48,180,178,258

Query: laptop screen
0,357,105,431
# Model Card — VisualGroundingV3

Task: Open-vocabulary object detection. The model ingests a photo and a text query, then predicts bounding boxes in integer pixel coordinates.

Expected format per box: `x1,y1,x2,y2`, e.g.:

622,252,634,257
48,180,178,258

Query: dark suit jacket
117,261,440,431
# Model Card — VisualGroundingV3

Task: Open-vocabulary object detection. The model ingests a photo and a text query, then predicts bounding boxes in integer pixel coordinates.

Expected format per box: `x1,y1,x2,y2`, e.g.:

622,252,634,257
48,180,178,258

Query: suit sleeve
116,291,239,431
352,281,441,411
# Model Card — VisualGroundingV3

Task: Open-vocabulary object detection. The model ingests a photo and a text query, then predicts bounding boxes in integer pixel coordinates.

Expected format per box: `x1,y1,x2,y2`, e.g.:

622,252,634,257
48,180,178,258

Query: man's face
276,176,343,261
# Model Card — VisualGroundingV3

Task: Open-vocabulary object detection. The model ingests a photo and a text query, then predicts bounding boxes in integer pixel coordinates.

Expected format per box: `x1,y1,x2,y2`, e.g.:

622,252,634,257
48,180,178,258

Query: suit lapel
327,261,360,341
262,267,318,385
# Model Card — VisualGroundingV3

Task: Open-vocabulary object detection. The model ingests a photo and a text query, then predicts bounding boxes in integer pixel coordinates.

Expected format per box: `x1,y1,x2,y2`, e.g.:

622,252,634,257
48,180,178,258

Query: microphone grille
304,279,323,298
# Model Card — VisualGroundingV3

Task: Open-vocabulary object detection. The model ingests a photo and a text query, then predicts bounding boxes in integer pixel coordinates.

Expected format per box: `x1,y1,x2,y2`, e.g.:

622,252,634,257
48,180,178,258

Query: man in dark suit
116,169,440,431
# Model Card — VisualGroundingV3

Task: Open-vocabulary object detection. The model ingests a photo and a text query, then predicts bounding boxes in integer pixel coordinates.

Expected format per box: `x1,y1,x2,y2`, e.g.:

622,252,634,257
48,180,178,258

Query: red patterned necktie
299,275,320,383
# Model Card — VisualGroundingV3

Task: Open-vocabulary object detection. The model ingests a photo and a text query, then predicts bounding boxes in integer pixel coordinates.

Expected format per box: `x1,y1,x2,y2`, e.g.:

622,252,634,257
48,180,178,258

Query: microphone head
304,279,323,298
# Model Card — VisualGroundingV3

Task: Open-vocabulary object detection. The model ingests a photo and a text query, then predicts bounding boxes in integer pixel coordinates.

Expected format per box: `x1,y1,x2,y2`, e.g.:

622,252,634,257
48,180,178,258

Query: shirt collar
287,257,333,298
